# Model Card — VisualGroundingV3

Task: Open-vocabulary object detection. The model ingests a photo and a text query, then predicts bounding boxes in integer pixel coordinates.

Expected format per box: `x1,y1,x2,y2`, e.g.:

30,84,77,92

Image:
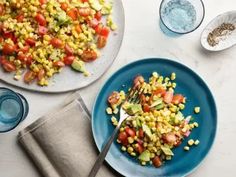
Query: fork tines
126,85,143,104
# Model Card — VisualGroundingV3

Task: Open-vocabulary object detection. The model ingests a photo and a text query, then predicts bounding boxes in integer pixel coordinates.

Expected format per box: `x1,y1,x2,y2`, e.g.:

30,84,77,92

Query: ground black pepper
207,23,235,47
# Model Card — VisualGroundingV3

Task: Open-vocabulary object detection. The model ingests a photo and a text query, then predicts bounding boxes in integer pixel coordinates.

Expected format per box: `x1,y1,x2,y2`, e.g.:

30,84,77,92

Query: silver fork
88,86,143,177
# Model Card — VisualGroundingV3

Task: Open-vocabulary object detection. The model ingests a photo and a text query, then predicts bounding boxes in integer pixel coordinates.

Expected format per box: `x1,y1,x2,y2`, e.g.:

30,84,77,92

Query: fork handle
88,122,121,177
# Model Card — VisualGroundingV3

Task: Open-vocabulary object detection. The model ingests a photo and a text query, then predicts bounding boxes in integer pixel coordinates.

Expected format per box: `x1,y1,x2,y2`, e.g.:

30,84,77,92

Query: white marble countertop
1,0,236,176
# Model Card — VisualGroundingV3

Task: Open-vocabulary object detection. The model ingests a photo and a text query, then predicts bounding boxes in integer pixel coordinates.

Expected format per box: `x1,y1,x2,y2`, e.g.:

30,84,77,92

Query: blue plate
92,58,217,177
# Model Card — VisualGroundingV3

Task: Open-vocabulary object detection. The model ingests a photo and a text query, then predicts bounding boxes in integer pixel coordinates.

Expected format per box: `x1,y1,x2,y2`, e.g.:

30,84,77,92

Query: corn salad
0,0,116,86
107,72,200,168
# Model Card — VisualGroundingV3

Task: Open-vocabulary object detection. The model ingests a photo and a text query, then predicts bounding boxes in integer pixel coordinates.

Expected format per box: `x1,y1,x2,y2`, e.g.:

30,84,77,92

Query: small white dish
201,11,236,51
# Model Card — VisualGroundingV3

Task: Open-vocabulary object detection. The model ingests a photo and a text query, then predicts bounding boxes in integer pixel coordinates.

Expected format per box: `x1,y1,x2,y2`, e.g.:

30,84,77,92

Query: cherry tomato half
50,38,63,48
67,8,78,21
138,129,144,138
100,26,110,38
78,7,91,17
118,131,128,146
53,61,65,67
133,75,144,87
94,23,103,34
125,127,136,138
153,86,166,97
152,156,162,168
2,31,17,43
37,69,45,81
63,55,75,65
143,104,150,112
95,11,102,21
97,35,107,49
39,0,47,4
18,45,30,53
25,38,36,46
17,53,28,62
35,13,47,26
24,71,36,84
64,44,74,55
26,55,33,65
172,94,185,104
163,91,173,104
2,61,16,72
16,14,24,22
2,43,16,55
60,2,68,11
90,18,99,28
135,143,144,154
107,91,120,105
75,24,82,33
162,132,177,145
81,50,97,62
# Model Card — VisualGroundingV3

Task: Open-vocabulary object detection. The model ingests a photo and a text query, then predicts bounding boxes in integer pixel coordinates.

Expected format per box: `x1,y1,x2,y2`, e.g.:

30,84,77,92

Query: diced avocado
161,146,174,156
150,98,162,108
175,111,184,121
91,1,103,11
55,11,71,26
136,117,141,127
142,124,152,138
71,60,85,72
138,150,150,162
101,3,112,15
125,104,142,115
155,103,164,110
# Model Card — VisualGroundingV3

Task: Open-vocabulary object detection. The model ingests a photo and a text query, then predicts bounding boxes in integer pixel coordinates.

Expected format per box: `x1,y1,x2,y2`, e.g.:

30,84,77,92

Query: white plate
0,0,125,93
201,11,236,51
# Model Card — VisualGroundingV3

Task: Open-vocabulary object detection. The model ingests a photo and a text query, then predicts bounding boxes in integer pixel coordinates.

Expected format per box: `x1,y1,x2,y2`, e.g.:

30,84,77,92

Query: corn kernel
14,75,21,80
184,146,190,151
152,72,158,78
188,139,194,146
194,107,200,114
127,147,134,153
172,82,177,88
171,72,176,80
128,137,134,144
193,122,199,127
194,140,200,145
179,104,185,110
106,107,113,114
141,161,146,166
113,108,119,114
121,146,126,151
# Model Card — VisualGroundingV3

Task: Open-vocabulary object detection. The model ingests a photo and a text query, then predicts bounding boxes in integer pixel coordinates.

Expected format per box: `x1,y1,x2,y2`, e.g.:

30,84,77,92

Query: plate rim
0,0,125,93
91,58,218,177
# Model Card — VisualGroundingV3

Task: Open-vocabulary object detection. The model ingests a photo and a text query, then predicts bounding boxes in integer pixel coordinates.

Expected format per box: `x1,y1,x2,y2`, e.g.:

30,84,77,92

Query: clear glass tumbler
0,87,29,133
159,0,205,35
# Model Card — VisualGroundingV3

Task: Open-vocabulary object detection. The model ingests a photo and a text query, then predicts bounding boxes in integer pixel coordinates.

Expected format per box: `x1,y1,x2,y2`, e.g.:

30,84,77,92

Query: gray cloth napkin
18,92,118,177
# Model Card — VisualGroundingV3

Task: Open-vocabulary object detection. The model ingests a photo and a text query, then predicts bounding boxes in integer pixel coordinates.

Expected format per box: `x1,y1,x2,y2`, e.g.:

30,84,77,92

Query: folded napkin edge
18,92,91,140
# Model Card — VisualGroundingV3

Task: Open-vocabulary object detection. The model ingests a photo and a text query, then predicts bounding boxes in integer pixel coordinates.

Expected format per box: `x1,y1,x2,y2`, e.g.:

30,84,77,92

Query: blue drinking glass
0,87,29,133
159,0,205,36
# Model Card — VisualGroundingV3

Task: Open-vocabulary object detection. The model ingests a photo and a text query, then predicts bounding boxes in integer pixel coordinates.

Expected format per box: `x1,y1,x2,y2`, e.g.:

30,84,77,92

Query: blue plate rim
91,58,218,177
